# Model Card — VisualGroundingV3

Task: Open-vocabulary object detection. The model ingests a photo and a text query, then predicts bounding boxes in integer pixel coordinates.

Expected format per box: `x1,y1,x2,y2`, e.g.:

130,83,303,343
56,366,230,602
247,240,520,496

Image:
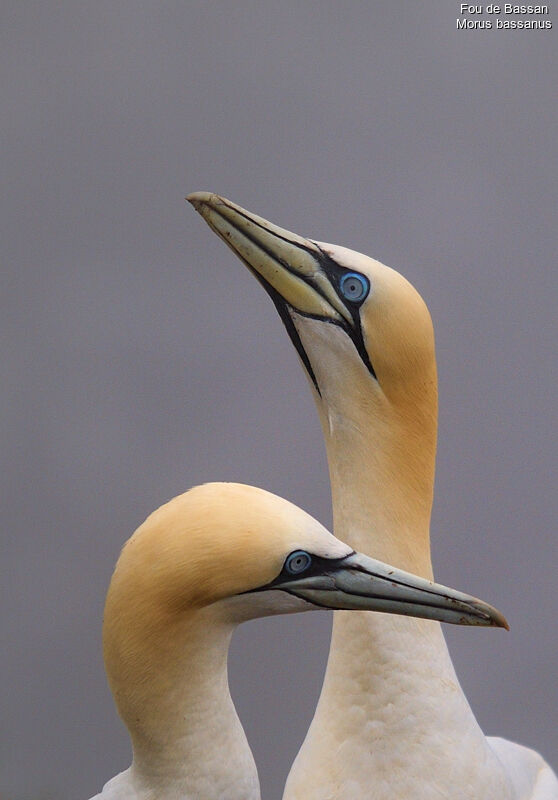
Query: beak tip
186,191,223,213
499,615,510,632
186,191,204,211
485,606,509,631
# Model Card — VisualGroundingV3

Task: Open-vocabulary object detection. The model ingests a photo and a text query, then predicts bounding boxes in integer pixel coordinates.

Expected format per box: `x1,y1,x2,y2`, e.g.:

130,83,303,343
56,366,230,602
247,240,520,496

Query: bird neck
285,374,512,799
104,604,260,800
318,378,437,577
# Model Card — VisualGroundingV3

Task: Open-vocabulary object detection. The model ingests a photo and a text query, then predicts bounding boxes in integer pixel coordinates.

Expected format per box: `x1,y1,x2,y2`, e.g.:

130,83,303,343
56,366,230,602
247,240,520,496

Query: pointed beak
276,552,509,628
187,191,351,324
188,191,378,388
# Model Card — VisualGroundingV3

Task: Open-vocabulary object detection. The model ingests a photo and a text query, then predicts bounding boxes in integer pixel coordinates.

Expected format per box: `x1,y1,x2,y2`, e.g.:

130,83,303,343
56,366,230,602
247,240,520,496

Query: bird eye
285,550,312,575
339,272,369,303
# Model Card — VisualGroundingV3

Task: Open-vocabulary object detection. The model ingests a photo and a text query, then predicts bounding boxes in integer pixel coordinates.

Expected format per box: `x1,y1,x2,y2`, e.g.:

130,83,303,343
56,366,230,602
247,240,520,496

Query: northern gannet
188,194,558,800
91,482,506,800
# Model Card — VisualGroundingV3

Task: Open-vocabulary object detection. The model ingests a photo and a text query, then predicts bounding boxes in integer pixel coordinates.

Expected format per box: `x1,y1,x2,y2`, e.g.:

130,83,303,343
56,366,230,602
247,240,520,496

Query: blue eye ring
339,272,369,303
285,550,312,575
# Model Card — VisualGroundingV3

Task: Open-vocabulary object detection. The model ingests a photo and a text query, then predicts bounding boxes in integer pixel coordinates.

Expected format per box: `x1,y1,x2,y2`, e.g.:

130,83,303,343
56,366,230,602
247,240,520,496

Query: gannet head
105,481,351,627
104,483,507,642
187,193,436,412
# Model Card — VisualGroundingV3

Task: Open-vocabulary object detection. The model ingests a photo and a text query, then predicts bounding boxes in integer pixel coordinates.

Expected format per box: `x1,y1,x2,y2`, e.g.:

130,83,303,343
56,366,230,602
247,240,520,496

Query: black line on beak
205,204,323,394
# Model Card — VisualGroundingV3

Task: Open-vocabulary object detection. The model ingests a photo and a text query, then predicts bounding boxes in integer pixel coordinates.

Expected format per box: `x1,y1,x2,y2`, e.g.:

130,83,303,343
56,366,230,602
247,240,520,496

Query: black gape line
246,551,488,621
243,550,356,594
268,283,322,395
198,205,322,395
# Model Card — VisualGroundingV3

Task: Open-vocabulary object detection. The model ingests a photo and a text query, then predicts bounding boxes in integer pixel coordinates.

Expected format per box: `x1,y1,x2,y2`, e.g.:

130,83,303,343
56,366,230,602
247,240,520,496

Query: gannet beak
188,191,350,322
275,552,509,628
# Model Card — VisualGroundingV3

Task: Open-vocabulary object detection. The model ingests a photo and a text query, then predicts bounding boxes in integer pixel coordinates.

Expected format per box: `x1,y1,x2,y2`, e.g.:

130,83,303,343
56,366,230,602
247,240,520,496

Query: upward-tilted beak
188,191,380,389
274,551,509,629
187,192,351,324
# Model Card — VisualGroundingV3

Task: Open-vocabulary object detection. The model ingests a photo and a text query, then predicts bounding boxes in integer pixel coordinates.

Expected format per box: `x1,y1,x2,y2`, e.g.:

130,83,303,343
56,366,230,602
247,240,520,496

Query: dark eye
339,272,369,303
285,550,312,575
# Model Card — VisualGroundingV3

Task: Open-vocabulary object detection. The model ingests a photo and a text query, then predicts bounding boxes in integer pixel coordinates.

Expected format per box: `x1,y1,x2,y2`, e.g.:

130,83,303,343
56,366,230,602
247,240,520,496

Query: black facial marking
251,550,354,592
227,249,322,396
312,244,377,381
206,203,377,387
262,244,378,388
268,287,322,395
247,551,355,594
255,240,379,384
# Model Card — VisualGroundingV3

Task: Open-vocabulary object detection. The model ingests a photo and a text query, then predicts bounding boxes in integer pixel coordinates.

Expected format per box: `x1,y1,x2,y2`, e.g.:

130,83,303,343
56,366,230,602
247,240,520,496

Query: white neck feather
97,610,260,800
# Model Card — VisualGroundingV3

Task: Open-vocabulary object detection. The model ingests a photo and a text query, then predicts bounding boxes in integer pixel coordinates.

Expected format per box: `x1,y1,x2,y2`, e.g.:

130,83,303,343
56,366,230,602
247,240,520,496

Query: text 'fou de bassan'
457,4,552,28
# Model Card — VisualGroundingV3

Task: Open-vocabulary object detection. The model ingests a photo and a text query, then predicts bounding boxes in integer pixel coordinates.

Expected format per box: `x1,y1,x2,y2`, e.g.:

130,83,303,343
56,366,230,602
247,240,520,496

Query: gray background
2,2,557,799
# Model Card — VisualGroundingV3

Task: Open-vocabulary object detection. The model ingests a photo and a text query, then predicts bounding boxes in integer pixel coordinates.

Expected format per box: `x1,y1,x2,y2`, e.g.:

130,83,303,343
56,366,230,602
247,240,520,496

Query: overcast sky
2,3,557,798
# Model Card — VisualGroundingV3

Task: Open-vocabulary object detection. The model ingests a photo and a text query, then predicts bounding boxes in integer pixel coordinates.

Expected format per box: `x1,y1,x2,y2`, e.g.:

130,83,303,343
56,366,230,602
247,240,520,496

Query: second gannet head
105,483,504,659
